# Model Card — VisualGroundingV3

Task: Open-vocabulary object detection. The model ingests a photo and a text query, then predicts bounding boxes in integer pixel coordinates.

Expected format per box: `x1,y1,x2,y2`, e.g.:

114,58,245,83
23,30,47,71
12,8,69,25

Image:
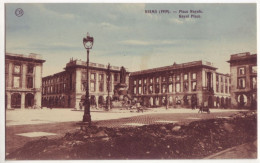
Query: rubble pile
7,111,257,160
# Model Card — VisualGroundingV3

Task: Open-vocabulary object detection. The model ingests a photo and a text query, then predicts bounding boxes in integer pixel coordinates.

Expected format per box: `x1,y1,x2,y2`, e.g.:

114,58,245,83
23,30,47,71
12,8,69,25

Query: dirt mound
7,111,257,160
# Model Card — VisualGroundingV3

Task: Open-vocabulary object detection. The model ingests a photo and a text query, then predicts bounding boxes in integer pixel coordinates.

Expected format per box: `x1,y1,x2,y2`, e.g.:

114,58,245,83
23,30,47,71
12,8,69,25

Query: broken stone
92,130,108,138
172,126,181,132
101,137,110,141
223,123,234,133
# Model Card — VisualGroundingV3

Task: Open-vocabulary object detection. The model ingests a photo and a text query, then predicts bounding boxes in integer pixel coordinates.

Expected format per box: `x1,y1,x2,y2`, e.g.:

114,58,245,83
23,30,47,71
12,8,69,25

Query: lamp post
82,33,94,123
106,63,111,110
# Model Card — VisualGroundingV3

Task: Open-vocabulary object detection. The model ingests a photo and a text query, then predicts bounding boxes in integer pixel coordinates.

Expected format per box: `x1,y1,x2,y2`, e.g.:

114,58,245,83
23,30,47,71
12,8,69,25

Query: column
6,92,11,109
75,96,81,110
111,73,114,95
188,72,192,92
34,64,42,89
7,63,13,88
35,92,42,108
180,73,183,92
95,95,98,108
22,63,26,89
75,68,82,94
95,73,98,93
21,92,25,109
104,74,107,95
202,69,206,87
212,72,216,92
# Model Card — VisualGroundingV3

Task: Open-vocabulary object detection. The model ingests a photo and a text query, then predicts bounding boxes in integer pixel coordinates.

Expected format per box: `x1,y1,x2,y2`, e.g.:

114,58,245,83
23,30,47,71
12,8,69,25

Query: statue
120,66,126,84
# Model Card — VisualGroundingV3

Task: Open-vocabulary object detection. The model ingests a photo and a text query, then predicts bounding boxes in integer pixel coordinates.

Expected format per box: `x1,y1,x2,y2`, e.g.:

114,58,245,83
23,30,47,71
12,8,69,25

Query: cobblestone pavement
92,111,234,128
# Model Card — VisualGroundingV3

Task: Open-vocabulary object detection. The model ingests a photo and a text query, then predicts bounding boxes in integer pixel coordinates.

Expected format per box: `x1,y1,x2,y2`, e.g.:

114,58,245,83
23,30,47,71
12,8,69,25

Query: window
138,86,142,94
14,65,21,74
238,67,245,75
192,73,197,80
155,84,160,93
221,85,224,93
221,76,223,82
139,79,142,85
176,83,180,92
149,85,153,94
91,73,96,80
225,77,227,83
143,86,147,94
225,86,228,93
168,84,173,93
150,78,153,83
238,78,246,89
184,74,188,80
216,74,219,82
134,80,137,85
183,82,188,91
13,76,21,88
251,77,257,89
144,79,147,84
90,81,95,92
176,75,180,81
99,74,104,81
27,76,33,88
216,83,219,92
169,76,173,82
251,66,257,74
162,84,167,93
134,86,137,94
192,81,197,91
162,77,166,82
114,74,118,82
27,65,34,74
156,77,159,83
99,83,104,92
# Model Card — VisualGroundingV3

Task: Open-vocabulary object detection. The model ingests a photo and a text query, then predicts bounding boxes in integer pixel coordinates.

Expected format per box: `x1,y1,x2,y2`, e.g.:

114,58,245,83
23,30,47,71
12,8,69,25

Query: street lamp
82,33,94,124
106,63,111,110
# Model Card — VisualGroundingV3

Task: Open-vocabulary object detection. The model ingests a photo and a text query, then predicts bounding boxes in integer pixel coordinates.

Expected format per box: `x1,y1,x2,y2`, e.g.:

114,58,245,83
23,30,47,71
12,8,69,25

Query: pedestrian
49,102,53,110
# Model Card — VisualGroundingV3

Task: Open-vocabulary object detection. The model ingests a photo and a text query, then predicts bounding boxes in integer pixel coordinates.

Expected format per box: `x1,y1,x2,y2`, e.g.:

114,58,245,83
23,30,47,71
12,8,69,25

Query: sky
5,3,257,77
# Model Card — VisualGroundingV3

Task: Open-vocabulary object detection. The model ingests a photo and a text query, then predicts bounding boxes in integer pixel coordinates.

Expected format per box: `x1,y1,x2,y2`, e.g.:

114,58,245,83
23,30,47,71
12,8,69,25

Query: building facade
228,52,257,109
129,60,231,108
5,53,45,109
42,59,130,109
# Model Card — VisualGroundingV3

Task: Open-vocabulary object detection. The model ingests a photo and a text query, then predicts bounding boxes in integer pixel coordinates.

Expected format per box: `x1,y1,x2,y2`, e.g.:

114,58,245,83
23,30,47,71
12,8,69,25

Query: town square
2,2,258,161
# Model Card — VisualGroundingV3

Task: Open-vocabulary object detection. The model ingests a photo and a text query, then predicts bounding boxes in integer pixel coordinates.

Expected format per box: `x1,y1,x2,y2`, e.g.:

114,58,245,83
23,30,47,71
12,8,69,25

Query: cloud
120,40,150,46
35,4,76,20
100,22,119,30
119,40,177,46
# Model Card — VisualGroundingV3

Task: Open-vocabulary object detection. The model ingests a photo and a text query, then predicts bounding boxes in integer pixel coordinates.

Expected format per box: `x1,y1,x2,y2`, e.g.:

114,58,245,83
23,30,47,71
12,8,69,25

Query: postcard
2,1,258,162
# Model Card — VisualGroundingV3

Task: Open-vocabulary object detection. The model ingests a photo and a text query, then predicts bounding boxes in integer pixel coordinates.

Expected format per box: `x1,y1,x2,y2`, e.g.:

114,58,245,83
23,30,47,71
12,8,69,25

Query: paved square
155,120,178,123
16,132,57,138
186,117,201,120
123,123,146,126
217,116,231,119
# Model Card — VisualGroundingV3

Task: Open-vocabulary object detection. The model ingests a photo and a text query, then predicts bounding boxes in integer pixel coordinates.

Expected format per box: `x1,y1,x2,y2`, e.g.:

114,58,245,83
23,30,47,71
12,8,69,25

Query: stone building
129,60,231,108
5,53,45,109
42,59,130,109
227,52,257,109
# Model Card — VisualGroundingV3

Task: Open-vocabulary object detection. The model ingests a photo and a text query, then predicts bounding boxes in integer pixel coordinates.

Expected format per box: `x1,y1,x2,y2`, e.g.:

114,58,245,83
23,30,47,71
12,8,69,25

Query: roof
227,52,257,63
65,59,129,72
5,53,45,63
131,60,217,76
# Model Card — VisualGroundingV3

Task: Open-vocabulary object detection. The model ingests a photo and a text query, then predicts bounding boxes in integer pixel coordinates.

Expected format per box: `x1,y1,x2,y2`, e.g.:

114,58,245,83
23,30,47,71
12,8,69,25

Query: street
6,107,247,155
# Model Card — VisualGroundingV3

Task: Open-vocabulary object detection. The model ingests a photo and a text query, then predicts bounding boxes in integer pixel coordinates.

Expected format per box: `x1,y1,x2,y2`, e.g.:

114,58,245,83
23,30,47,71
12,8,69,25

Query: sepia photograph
2,1,258,161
